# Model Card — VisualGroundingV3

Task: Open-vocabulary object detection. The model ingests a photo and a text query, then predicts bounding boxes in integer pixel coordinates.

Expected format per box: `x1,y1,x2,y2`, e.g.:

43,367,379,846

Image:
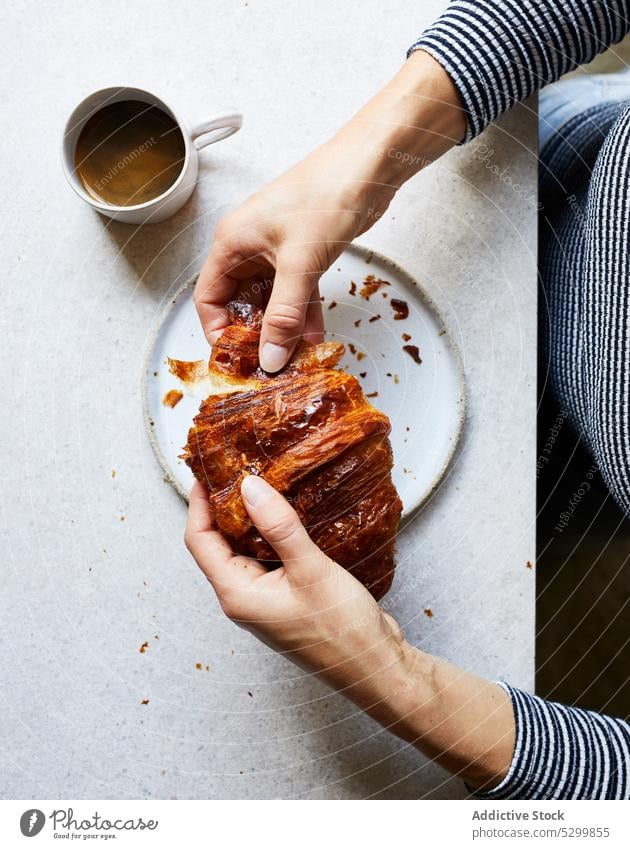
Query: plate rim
142,242,467,517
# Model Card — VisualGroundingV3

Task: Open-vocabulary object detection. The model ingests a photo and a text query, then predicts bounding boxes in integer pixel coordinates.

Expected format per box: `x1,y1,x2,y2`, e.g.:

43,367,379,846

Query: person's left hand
184,475,410,698
184,475,516,790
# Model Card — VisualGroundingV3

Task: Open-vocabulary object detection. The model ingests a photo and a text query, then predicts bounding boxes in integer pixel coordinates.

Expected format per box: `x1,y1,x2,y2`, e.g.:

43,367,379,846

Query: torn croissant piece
181,301,403,599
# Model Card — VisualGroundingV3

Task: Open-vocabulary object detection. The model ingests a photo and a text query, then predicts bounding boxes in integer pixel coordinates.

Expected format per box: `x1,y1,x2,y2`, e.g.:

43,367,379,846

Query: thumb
259,255,320,373
240,475,324,582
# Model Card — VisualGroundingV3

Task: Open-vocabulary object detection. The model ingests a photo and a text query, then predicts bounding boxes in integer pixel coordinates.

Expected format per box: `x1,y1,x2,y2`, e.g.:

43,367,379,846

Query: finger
186,482,267,592
303,284,325,344
194,245,240,343
240,475,326,585
185,482,234,579
207,275,270,345
259,255,320,372
186,481,217,534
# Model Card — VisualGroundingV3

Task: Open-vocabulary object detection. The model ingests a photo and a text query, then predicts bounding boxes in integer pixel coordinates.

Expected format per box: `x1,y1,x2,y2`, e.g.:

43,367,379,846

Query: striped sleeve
472,682,630,799
408,0,630,141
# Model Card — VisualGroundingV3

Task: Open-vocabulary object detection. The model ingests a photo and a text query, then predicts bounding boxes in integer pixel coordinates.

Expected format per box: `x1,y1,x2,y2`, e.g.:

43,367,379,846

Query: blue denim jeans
539,69,630,151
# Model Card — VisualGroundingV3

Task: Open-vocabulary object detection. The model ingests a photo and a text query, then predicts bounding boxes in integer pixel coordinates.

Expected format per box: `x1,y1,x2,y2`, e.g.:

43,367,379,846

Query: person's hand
184,474,515,789
194,51,466,372
184,475,408,699
194,142,396,372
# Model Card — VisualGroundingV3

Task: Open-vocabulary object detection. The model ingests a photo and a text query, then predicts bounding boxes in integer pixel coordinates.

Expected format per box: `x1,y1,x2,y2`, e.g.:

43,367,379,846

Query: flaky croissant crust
182,301,402,599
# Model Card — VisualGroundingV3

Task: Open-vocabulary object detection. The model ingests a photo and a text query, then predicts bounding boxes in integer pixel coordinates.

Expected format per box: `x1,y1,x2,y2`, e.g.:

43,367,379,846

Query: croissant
180,301,403,600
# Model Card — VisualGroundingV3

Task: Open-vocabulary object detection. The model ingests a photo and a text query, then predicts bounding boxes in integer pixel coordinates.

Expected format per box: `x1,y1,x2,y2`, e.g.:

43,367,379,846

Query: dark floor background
535,39,630,722
536,388,630,719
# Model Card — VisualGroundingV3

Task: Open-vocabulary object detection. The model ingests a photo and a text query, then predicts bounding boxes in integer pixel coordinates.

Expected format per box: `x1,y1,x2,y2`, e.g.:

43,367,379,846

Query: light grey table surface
1,0,537,800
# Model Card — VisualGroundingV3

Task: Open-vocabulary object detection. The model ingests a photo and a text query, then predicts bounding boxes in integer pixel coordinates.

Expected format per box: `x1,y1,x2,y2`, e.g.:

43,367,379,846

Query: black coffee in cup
74,100,186,207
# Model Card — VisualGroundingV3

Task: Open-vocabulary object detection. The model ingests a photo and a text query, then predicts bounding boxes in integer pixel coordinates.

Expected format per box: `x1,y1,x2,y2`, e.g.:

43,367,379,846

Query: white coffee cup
62,86,242,224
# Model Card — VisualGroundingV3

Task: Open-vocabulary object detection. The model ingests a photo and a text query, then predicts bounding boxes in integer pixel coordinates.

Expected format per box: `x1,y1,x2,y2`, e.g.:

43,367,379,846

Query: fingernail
241,474,270,507
260,342,288,373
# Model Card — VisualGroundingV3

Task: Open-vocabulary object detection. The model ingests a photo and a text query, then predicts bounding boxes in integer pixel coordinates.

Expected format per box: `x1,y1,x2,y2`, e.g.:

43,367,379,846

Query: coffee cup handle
190,112,243,149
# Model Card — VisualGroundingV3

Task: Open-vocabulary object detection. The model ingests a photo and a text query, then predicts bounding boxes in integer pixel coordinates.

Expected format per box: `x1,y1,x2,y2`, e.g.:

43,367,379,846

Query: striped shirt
487,683,630,798
409,0,630,141
410,1,630,799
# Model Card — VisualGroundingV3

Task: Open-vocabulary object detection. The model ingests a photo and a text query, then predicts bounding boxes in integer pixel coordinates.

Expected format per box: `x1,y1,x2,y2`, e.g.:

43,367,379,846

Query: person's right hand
194,140,396,372
194,50,466,372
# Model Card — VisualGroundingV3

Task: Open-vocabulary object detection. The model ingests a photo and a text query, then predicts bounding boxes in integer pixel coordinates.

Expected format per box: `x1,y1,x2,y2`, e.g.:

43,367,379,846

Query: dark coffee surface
74,100,186,206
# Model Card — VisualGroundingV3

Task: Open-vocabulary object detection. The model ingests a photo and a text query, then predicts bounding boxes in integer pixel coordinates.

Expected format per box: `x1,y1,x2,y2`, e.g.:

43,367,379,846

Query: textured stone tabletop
0,0,537,799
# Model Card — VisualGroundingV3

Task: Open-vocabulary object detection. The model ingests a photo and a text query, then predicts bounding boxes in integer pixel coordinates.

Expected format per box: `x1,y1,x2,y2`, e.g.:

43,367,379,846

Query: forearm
189,468,515,791
330,50,466,189
335,639,515,791
410,0,630,141
291,50,465,224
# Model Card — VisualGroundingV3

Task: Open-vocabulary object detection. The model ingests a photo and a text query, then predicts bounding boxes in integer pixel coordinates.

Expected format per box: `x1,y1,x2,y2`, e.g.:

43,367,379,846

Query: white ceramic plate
143,244,465,518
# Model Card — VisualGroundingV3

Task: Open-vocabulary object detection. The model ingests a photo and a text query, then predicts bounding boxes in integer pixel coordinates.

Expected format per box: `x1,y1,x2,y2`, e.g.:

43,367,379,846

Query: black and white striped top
409,0,630,800
410,0,630,141
488,683,630,798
